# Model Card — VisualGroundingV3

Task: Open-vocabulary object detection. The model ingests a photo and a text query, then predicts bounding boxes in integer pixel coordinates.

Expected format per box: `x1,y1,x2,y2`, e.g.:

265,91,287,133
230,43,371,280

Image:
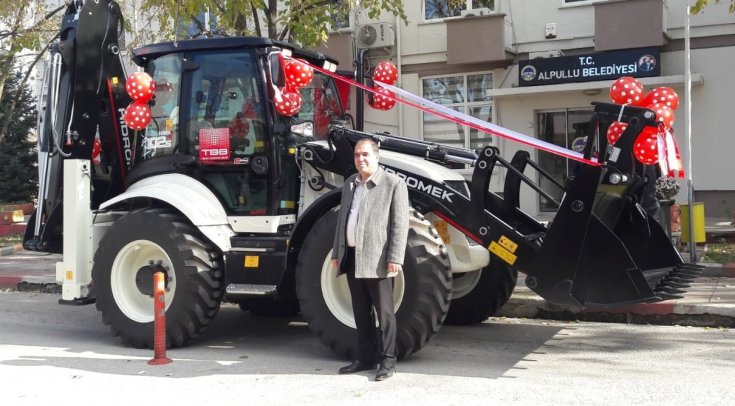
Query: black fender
287,189,342,271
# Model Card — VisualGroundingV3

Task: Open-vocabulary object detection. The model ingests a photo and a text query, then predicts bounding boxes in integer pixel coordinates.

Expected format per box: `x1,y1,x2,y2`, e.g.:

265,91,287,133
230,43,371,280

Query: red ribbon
285,54,604,166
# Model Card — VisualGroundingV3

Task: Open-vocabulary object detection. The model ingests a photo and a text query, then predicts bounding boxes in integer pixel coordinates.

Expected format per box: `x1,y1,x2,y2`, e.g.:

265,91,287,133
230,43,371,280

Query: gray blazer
332,167,409,278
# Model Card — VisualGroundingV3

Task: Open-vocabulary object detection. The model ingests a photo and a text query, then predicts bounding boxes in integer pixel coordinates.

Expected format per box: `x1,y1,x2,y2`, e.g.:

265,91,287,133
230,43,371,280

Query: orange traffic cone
148,271,172,365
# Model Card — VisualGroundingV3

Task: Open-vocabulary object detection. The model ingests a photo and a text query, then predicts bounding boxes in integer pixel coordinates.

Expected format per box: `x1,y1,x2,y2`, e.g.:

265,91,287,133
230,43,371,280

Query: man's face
353,140,379,180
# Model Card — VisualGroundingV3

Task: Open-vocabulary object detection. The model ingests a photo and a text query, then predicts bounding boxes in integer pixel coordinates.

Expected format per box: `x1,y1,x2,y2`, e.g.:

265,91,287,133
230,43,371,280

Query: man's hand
331,258,339,271
387,262,402,274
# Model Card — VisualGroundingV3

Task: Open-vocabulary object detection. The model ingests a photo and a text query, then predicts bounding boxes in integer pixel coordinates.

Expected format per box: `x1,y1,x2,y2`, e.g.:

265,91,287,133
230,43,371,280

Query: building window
562,0,601,5
536,108,594,212
330,1,351,31
421,73,493,150
424,0,495,21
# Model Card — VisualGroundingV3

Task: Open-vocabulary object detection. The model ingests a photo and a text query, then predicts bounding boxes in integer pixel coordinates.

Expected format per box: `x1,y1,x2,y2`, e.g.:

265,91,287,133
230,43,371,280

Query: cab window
136,54,182,162
185,50,270,215
185,50,267,161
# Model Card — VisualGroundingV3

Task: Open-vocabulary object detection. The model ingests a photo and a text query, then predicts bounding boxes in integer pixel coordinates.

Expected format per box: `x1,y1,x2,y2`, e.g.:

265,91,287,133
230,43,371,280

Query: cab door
179,49,272,217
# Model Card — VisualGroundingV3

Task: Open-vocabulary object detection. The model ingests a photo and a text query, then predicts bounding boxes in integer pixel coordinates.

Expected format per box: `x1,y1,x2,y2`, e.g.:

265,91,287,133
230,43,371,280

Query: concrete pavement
1,244,734,328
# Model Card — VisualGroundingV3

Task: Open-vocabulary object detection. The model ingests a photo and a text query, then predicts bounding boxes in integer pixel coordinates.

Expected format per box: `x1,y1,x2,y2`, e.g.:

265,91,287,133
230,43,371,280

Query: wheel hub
320,250,405,329
111,240,175,323
135,261,168,296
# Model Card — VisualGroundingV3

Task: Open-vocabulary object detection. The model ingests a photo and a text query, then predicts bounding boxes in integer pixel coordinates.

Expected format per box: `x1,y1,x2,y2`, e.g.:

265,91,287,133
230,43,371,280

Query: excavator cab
125,40,345,218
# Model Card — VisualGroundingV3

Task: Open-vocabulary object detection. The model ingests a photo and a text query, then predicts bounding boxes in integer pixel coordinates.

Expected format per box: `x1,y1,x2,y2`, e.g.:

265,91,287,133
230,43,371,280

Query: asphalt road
1,291,733,405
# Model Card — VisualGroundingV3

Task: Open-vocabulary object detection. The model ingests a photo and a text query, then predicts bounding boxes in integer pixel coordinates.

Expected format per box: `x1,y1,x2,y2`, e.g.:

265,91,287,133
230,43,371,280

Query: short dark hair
355,137,379,154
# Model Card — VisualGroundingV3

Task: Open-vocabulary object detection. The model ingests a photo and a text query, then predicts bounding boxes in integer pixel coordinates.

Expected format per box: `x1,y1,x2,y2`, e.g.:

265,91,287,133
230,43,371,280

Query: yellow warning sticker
433,220,450,244
244,256,259,268
65,271,73,280
256,140,265,148
498,235,518,253
489,241,517,265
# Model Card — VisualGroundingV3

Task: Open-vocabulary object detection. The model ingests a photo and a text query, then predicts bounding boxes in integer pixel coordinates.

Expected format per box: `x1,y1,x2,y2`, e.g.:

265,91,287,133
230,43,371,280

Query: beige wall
346,0,735,215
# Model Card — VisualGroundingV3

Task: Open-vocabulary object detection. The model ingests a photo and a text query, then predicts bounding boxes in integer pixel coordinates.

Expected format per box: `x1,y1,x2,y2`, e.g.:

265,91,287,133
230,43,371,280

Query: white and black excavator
24,0,699,358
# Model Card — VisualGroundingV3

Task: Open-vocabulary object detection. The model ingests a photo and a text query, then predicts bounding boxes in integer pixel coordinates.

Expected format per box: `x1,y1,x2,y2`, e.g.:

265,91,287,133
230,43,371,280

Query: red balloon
125,72,155,102
633,127,660,165
92,138,102,165
606,121,628,145
228,117,250,139
284,59,314,89
123,102,152,130
373,61,399,85
609,76,644,105
648,102,675,128
370,87,396,111
275,88,302,116
642,86,679,110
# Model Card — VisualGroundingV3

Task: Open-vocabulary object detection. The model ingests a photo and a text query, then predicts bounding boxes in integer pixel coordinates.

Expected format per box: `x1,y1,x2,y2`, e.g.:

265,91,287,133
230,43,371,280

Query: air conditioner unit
529,50,564,59
460,7,493,17
356,23,395,49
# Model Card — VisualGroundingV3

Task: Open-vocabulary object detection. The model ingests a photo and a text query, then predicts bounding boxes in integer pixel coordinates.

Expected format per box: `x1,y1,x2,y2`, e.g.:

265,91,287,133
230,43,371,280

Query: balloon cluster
369,61,399,111
123,72,155,130
274,59,314,117
605,76,680,165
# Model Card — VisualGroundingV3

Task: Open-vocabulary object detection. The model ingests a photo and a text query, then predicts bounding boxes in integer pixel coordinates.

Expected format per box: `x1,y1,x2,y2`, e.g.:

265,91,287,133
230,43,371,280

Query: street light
685,4,696,263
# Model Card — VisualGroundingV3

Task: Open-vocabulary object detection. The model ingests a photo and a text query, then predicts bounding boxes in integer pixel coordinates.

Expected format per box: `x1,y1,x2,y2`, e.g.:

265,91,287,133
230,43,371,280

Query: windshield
268,53,345,141
294,71,344,140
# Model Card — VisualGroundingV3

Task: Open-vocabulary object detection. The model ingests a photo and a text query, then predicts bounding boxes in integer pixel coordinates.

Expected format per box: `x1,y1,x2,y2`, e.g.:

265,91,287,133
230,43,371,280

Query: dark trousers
344,247,397,365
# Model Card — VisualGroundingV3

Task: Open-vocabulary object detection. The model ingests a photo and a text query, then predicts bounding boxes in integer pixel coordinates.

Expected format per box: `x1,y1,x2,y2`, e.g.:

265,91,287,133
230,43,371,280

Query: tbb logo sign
199,128,230,161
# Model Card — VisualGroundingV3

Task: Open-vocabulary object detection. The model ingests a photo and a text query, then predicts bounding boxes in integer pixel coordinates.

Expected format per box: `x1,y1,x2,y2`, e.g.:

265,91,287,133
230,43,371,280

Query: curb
0,244,23,257
498,295,735,328
0,275,23,291
0,244,59,292
0,276,60,293
699,262,735,277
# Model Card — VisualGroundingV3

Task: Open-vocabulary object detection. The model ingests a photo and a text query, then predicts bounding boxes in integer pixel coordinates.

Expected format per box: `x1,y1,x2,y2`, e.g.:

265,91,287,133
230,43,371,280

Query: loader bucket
516,103,702,307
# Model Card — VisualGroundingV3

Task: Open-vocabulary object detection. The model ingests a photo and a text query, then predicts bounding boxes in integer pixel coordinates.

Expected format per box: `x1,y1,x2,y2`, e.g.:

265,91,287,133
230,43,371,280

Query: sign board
519,47,660,87
199,128,231,161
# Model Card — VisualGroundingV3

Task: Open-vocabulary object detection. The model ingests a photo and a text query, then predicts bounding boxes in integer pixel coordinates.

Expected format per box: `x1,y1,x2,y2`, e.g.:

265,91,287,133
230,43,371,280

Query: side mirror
291,121,314,138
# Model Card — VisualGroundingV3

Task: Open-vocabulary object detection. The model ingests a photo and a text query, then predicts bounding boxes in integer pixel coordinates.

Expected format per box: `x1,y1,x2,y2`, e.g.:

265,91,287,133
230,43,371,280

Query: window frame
419,71,495,151
328,0,352,32
560,0,605,8
535,107,595,212
423,0,497,22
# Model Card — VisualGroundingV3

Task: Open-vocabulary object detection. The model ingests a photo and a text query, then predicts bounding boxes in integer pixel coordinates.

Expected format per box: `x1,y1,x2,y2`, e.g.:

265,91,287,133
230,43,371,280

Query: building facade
314,0,735,220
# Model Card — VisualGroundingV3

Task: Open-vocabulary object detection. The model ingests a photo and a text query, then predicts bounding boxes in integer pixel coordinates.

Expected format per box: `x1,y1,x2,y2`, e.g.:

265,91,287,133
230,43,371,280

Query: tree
0,71,37,203
139,0,407,48
691,0,735,14
0,1,65,144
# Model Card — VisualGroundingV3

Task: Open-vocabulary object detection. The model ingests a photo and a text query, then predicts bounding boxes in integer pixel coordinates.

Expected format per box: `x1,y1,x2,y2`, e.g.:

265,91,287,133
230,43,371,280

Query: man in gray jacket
331,137,409,381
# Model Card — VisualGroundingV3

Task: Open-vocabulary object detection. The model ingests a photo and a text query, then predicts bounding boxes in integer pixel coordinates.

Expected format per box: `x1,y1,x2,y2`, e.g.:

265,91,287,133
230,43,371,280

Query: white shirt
346,175,370,247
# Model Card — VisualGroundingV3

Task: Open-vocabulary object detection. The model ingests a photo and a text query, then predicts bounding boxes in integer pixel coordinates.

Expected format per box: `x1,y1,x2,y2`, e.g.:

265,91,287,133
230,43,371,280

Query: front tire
295,208,451,360
443,259,518,325
92,208,224,348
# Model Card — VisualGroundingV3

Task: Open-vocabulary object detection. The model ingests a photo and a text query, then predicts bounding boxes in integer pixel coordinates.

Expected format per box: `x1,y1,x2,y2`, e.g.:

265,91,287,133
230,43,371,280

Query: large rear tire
92,208,224,348
443,259,518,325
295,208,451,360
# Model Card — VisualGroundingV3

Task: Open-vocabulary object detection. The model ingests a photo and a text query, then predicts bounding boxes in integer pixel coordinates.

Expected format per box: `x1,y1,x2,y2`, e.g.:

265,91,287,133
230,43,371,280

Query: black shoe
375,365,395,381
339,360,376,374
